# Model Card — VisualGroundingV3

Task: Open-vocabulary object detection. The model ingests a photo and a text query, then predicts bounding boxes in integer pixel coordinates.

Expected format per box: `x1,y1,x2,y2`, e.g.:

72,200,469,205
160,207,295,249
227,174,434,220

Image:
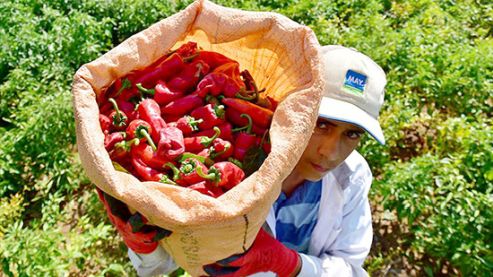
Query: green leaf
242,145,267,176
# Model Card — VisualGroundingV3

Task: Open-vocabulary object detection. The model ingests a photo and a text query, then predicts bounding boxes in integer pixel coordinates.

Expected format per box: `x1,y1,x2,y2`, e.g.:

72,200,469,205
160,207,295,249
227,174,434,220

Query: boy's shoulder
330,151,372,191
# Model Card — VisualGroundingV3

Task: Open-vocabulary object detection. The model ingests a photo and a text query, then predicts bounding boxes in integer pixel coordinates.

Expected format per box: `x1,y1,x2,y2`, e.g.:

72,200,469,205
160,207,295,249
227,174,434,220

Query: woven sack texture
72,0,323,274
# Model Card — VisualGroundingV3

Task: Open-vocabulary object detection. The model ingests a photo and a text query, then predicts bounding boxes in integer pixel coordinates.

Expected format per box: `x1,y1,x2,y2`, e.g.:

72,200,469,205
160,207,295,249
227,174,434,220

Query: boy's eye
316,121,328,130
346,130,363,139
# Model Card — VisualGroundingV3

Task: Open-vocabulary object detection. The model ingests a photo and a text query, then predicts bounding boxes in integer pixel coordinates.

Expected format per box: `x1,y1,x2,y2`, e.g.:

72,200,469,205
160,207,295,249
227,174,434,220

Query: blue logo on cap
343,70,367,96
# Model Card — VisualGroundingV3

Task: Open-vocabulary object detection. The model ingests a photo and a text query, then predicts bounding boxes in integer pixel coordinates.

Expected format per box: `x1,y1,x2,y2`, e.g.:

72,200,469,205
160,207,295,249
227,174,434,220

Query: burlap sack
72,0,323,275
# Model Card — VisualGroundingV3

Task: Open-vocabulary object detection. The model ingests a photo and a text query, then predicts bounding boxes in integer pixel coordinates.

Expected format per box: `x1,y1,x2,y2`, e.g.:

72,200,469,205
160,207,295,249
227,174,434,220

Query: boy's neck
281,171,305,197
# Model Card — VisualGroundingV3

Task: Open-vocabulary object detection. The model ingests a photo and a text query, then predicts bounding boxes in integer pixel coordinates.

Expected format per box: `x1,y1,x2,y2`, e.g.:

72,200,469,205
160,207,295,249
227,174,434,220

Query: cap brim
318,97,385,145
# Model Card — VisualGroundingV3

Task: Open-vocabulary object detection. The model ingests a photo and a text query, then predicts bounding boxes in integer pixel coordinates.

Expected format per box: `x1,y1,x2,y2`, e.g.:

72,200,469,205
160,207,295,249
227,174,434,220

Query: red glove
203,228,301,277
96,188,171,254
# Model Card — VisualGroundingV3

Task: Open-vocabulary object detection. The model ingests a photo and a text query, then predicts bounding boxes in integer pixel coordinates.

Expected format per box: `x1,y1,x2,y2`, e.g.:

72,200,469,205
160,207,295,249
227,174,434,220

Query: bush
1,0,491,275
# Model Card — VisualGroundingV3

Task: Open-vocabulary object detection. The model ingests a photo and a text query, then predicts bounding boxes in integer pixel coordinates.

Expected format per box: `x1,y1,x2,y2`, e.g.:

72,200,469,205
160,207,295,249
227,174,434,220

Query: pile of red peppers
98,42,278,198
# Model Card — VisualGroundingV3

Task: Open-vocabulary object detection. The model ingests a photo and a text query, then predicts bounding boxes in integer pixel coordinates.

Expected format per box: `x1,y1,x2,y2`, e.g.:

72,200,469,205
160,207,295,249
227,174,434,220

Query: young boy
101,45,387,276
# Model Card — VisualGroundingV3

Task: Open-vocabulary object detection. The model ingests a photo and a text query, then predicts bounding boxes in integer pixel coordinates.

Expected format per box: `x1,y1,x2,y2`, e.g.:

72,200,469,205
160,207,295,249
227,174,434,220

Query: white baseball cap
318,45,387,144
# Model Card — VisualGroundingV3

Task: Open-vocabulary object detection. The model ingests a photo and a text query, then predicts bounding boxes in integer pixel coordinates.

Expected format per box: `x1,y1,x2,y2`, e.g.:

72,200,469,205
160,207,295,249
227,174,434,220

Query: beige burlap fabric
72,0,323,275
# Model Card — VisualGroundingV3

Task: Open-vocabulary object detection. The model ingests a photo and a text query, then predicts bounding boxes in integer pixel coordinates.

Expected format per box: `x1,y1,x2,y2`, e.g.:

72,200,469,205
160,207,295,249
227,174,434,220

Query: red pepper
232,114,258,161
131,142,169,169
196,51,236,70
171,41,198,58
190,104,225,130
99,78,131,108
187,181,223,198
266,96,278,111
195,73,226,97
225,108,267,136
195,72,243,98
254,95,278,112
193,122,233,142
165,157,208,186
161,93,204,117
107,78,132,100
240,70,256,92
171,115,203,136
110,138,140,163
104,132,126,151
156,126,185,161
167,60,210,92
131,156,162,182
154,80,184,106
110,98,138,122
197,148,211,159
108,98,128,130
196,161,245,190
183,127,220,152
214,62,244,89
126,119,157,151
100,114,111,133
138,99,167,142
99,101,113,116
209,138,233,160
128,53,187,90
221,98,273,128
163,114,183,123
236,69,261,102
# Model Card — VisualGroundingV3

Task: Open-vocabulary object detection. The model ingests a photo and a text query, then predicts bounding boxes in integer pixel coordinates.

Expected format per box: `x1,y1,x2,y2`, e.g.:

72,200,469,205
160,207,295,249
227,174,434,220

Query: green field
1,0,492,276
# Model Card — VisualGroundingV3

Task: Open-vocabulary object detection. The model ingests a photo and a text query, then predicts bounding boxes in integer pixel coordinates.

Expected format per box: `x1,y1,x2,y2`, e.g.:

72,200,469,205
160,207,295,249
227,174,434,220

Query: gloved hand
203,228,301,277
96,188,171,254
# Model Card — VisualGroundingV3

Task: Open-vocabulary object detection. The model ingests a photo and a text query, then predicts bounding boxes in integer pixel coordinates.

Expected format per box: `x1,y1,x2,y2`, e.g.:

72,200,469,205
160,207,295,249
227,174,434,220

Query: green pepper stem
164,162,180,181
178,152,206,164
202,127,221,147
228,157,243,168
195,165,217,181
191,118,204,131
260,129,269,145
215,105,225,118
137,127,157,151
205,95,221,106
232,125,247,132
108,98,120,112
108,98,127,126
112,161,129,173
136,83,155,96
128,138,140,147
160,174,177,185
186,116,203,131
232,114,252,134
114,138,140,151
235,88,258,101
115,78,132,97
183,53,199,63
178,152,214,167
180,160,196,174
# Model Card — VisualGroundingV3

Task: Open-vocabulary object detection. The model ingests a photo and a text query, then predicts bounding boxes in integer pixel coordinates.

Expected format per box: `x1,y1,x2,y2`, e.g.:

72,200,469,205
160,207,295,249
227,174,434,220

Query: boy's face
293,118,364,181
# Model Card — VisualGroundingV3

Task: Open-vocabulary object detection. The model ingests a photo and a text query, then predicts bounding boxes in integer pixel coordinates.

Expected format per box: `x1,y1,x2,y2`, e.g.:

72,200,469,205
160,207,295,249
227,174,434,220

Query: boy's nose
317,133,342,163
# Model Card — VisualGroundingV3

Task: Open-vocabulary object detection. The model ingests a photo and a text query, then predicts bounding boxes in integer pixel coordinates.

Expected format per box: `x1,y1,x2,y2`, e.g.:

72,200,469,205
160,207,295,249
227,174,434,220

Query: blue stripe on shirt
274,179,322,253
